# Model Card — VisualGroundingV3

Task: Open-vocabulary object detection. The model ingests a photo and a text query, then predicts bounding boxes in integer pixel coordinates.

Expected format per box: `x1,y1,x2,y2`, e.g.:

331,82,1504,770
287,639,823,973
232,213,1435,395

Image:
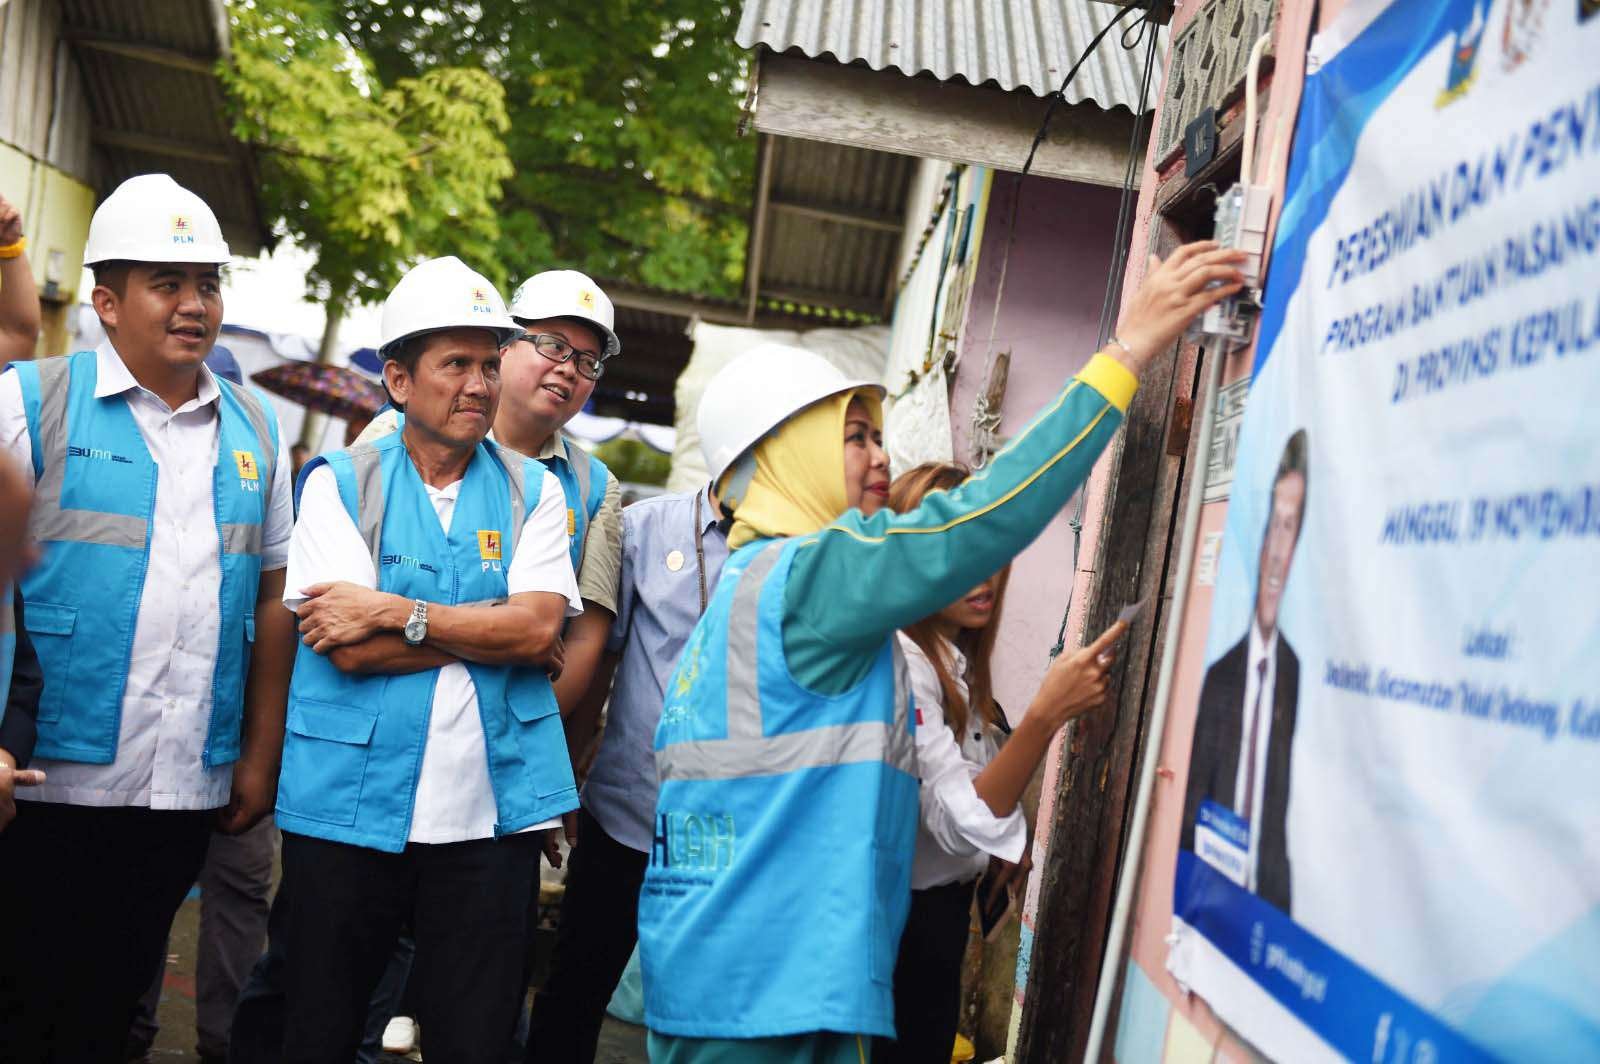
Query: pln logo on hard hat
577,289,597,311
470,287,492,315
171,215,195,246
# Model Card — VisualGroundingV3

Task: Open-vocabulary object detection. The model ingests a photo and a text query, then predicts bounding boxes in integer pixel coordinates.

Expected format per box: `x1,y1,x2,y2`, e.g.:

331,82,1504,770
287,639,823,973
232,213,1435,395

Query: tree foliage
593,437,672,486
327,0,754,298
221,0,515,310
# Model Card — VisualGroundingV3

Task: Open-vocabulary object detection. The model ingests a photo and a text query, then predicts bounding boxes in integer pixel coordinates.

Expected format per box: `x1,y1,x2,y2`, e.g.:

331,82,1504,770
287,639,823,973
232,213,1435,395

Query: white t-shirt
0,345,294,809
900,633,1027,889
285,460,580,844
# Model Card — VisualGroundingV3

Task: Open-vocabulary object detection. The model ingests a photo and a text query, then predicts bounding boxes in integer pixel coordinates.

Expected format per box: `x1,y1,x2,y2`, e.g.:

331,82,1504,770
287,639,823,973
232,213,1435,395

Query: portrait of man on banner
1180,429,1307,915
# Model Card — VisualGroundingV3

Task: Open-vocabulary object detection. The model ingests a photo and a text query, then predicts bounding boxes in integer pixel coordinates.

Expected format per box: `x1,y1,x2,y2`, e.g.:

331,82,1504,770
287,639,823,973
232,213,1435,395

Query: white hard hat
379,256,522,358
697,343,885,487
508,270,620,359
83,174,230,267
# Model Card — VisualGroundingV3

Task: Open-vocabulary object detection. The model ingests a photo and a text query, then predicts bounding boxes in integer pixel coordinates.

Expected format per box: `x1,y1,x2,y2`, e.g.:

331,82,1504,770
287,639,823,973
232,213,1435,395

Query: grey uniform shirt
581,485,727,853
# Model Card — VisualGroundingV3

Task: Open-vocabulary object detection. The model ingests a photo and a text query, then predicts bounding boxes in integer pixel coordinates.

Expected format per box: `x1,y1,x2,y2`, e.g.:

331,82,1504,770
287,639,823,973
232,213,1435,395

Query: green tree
221,0,515,363
327,0,753,298
593,437,671,486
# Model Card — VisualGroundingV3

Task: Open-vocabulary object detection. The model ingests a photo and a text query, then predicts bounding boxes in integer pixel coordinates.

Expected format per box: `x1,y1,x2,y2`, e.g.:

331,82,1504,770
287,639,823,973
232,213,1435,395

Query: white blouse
900,633,1028,889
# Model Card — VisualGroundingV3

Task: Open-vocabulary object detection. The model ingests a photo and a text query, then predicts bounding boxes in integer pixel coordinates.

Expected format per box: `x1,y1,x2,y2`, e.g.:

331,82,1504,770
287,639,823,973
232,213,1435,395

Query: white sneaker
381,1015,417,1054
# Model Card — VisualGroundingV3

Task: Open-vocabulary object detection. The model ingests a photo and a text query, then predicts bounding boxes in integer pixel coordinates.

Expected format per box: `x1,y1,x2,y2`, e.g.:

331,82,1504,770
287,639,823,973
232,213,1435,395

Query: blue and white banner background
1167,1,1600,1061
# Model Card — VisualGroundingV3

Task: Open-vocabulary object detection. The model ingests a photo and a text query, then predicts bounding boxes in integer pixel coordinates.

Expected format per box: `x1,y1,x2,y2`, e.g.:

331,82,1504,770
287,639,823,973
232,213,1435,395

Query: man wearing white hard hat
360,268,623,729
0,173,297,1062
275,256,581,1062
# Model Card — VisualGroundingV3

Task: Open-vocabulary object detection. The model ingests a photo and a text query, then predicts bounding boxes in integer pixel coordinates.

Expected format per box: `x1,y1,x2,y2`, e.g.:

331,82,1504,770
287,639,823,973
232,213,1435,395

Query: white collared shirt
900,633,1027,889
286,460,581,844
1234,620,1278,892
0,341,294,809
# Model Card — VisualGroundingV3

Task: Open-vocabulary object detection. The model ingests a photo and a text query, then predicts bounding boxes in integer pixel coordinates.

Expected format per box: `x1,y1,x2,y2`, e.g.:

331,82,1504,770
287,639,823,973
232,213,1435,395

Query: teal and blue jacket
7,350,279,766
639,354,1139,1040
276,431,578,852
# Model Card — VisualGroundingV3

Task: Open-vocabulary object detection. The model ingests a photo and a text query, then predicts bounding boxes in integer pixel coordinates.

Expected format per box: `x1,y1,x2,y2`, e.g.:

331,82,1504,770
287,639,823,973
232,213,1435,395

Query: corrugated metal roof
736,0,1165,112
49,0,268,254
755,137,913,315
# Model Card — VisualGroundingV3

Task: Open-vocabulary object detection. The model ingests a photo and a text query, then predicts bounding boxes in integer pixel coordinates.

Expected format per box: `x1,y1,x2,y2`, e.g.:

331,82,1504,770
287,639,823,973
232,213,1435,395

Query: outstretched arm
786,243,1246,666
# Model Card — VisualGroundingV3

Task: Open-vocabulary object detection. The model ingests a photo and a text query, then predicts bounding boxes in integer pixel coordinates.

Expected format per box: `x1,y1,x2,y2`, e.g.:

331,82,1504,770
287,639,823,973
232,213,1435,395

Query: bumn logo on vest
380,553,439,574
67,444,132,465
651,810,737,872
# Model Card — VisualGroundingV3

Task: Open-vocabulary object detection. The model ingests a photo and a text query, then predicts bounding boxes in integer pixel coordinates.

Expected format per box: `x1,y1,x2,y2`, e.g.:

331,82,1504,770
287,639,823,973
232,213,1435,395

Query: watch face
404,617,426,643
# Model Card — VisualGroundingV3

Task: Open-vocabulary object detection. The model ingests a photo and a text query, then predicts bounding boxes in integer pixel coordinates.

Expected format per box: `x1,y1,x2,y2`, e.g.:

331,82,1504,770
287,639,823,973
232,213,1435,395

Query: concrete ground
149,892,649,1063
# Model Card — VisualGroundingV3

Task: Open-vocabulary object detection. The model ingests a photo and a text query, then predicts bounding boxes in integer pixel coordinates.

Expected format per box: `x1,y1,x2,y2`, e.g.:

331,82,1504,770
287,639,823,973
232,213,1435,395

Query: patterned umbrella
250,361,386,422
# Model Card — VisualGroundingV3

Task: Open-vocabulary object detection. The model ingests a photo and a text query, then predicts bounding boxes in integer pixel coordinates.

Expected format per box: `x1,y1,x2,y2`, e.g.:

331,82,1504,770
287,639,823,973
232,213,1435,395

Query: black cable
1050,10,1163,660
1019,3,1141,179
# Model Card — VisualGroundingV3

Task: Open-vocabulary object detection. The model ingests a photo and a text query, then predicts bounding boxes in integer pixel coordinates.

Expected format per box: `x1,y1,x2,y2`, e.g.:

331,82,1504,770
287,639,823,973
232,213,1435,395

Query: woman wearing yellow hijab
640,242,1247,1064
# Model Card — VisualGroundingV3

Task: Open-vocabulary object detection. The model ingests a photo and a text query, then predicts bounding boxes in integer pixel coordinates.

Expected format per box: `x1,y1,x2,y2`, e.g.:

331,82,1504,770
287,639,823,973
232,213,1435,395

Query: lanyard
693,490,708,616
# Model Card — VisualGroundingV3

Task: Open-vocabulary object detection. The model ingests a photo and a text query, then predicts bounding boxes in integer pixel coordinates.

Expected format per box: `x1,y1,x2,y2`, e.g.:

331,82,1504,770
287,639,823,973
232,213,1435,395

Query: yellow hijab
718,388,883,550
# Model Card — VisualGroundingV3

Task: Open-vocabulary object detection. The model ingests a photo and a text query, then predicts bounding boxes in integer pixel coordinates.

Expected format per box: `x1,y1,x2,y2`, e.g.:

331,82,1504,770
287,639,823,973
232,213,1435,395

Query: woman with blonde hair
638,242,1245,1064
880,462,1125,1063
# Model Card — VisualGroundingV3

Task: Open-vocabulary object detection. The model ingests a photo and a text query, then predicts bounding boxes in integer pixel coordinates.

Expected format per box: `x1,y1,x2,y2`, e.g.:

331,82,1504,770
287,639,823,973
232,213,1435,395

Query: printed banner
1169,1,1600,1061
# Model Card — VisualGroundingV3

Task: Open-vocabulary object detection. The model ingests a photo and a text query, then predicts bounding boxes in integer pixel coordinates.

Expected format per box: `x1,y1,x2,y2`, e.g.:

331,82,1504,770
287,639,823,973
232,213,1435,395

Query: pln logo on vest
477,529,503,572
470,287,493,316
171,215,196,246
233,450,261,493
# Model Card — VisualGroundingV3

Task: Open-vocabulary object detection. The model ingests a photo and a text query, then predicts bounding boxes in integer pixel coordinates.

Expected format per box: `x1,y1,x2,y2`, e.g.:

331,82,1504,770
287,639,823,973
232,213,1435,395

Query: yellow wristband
0,237,26,260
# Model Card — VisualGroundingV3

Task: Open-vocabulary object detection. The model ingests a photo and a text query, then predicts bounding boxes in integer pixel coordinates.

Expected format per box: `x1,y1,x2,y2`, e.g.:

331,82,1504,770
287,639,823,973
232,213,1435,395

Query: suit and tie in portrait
1180,430,1308,916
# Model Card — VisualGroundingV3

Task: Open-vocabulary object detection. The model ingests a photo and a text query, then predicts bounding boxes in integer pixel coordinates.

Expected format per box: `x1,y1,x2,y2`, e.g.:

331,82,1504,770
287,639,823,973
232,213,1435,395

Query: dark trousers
525,806,648,1063
0,802,214,1064
132,817,277,1058
874,878,978,1064
228,860,413,1064
279,830,541,1064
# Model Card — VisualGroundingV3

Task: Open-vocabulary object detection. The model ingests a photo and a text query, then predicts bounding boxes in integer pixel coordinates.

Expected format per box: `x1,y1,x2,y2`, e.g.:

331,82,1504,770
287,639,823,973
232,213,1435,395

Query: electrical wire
968,1,1151,469
1049,14,1163,659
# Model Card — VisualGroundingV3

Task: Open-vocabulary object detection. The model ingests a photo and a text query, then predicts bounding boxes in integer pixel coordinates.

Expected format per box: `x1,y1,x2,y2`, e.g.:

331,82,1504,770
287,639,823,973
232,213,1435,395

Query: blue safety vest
546,431,609,576
638,537,919,1040
276,431,577,853
8,350,278,765
384,412,608,576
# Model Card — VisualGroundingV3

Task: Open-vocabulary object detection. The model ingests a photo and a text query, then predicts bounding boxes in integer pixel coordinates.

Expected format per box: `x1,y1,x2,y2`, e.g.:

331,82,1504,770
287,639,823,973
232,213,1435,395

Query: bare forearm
971,712,1056,817
361,592,564,666
241,570,294,768
551,608,613,715
329,633,457,675
0,255,40,366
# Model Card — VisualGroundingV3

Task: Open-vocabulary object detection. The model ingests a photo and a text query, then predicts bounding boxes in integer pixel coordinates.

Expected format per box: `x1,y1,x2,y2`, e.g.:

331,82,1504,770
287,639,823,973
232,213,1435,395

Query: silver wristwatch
402,599,429,646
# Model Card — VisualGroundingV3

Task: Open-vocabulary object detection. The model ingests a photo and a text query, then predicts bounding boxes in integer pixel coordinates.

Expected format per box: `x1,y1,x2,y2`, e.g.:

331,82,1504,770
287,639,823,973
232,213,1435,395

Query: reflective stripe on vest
27,357,276,557
559,432,601,573
337,438,533,577
656,541,916,783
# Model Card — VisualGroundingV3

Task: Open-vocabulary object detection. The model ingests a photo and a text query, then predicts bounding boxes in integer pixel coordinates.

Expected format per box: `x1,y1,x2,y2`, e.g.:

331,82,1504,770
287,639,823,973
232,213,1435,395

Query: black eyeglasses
519,332,606,381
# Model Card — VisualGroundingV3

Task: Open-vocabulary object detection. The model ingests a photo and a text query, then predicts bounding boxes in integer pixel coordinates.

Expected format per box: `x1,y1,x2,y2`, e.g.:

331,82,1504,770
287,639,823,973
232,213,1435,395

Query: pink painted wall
948,171,1126,723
